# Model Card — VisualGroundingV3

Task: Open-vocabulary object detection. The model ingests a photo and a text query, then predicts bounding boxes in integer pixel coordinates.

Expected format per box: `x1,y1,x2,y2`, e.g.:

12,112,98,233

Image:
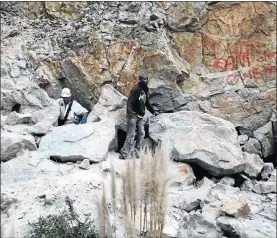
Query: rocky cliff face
1,2,276,132
1,2,276,237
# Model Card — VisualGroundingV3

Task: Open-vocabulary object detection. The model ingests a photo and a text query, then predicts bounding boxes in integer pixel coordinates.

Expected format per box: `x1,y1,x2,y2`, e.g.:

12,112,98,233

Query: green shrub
28,196,98,238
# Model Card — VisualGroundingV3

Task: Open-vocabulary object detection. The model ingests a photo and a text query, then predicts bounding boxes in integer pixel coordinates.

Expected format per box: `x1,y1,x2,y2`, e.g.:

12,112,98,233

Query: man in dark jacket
120,75,158,159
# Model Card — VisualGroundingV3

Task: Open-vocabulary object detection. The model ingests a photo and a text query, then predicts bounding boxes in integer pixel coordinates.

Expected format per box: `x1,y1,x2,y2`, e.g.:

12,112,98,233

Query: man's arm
73,101,88,116
145,93,155,115
129,88,141,115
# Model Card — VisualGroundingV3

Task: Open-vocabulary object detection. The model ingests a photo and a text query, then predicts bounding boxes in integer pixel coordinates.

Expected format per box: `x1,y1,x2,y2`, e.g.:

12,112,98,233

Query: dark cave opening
116,128,126,152
188,162,247,187
188,162,214,181
50,156,65,163
222,230,240,238
11,103,21,113
263,153,277,168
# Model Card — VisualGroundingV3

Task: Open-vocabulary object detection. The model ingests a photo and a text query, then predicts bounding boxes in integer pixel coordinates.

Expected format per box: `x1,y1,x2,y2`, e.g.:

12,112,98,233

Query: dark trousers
120,113,145,158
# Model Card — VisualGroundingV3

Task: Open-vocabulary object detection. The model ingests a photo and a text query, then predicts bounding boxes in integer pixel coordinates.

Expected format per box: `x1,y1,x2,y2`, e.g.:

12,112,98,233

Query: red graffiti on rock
213,51,251,72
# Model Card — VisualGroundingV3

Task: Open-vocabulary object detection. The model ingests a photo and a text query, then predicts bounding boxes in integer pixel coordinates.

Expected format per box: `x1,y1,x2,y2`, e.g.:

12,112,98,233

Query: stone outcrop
1,2,275,134
148,111,245,176
0,2,276,238
1,131,37,161
39,120,116,162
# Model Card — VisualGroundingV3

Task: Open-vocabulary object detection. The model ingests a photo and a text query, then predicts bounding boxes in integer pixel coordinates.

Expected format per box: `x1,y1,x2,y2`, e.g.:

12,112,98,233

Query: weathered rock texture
39,120,116,162
1,2,276,238
148,111,245,176
1,2,275,133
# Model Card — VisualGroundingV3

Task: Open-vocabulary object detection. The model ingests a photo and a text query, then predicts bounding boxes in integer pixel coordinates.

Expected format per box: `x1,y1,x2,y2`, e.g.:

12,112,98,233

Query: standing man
120,75,158,159
57,88,88,126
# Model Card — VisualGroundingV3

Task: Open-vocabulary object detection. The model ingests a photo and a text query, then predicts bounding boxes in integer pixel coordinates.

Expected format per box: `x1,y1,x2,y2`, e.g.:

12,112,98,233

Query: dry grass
97,141,172,238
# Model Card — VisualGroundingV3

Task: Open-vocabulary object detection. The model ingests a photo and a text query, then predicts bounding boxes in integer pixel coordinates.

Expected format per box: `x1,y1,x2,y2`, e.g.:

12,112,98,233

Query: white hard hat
61,88,71,97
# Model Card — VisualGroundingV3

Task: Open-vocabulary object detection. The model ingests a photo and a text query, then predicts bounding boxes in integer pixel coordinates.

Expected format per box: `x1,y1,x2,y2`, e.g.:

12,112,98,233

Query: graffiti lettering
214,50,276,74
213,51,251,72
264,51,277,61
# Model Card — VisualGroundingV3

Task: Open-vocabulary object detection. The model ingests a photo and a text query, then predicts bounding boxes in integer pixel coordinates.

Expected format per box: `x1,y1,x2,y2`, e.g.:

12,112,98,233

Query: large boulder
1,81,53,113
148,111,245,176
92,84,128,131
1,131,37,161
30,100,60,126
39,120,116,162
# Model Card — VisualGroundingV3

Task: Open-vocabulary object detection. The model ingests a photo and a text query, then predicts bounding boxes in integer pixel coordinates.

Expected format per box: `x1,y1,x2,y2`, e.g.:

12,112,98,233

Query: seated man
57,88,88,126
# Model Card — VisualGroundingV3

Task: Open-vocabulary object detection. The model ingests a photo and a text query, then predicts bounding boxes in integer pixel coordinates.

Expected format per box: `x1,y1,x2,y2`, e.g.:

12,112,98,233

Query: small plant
28,196,98,238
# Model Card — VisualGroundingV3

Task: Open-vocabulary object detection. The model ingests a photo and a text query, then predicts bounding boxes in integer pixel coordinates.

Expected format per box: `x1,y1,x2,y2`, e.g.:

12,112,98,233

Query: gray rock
17,60,27,69
1,131,37,161
149,85,187,112
31,100,60,126
87,112,101,123
177,214,223,238
201,201,223,223
243,152,264,178
252,181,276,194
206,181,276,217
218,177,235,186
1,81,53,113
93,84,127,131
240,180,254,192
177,177,214,212
254,122,275,157
149,111,245,176
39,120,115,162
217,215,276,238
100,20,114,33
79,159,90,170
9,64,20,78
6,111,31,125
170,162,196,187
261,163,275,180
243,138,262,155
15,76,31,90
118,11,138,24
28,121,53,136
238,134,249,145
268,169,276,182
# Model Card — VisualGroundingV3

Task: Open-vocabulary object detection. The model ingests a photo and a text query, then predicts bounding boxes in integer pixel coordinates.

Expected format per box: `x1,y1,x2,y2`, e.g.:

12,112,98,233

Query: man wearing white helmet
57,88,88,126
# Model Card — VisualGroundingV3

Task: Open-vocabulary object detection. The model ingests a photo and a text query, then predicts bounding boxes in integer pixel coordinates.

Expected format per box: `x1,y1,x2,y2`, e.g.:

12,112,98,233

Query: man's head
138,75,148,86
61,87,72,105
